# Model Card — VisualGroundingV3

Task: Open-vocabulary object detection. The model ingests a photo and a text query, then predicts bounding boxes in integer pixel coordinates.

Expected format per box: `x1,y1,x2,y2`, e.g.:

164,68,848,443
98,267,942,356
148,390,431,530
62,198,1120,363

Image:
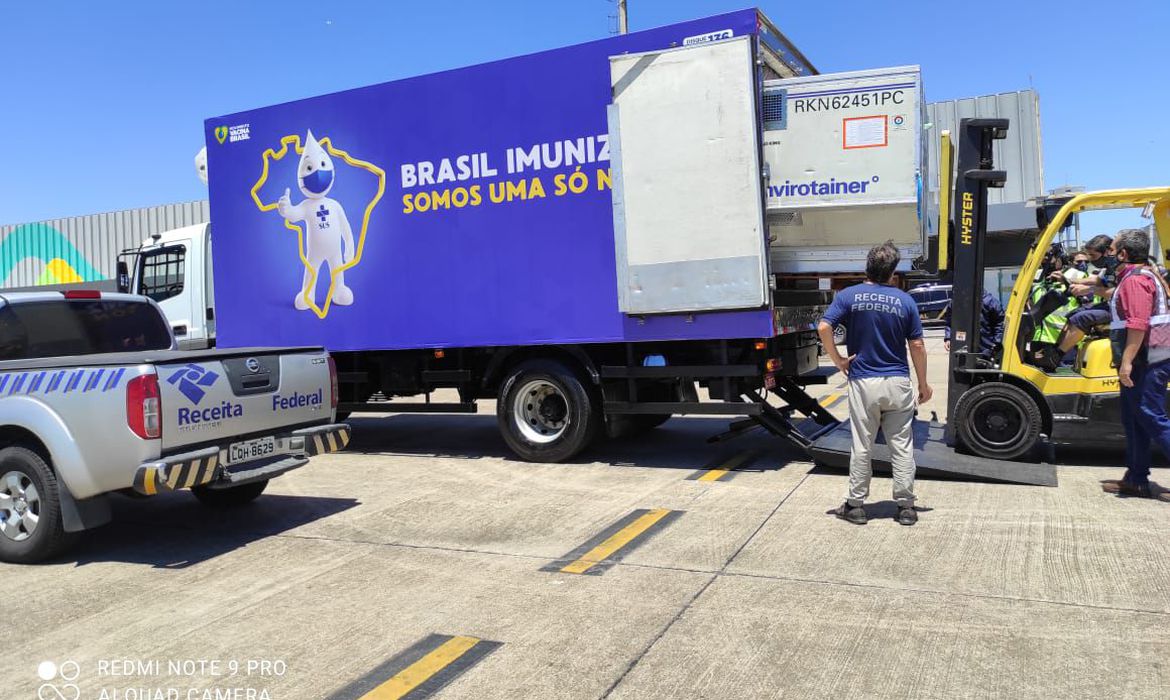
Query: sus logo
167,364,219,405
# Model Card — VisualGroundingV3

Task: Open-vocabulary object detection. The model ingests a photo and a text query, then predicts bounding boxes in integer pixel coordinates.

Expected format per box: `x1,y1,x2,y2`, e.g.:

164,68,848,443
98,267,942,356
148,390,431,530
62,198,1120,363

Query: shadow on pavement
65,493,359,569
344,414,810,473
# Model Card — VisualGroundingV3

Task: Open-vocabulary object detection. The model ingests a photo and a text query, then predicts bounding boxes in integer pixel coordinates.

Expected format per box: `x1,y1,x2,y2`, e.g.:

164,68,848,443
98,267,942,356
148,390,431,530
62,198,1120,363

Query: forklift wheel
954,382,1042,461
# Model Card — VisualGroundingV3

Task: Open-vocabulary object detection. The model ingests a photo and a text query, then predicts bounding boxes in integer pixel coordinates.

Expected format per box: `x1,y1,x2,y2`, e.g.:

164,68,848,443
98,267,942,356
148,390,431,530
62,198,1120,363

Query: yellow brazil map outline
249,134,385,319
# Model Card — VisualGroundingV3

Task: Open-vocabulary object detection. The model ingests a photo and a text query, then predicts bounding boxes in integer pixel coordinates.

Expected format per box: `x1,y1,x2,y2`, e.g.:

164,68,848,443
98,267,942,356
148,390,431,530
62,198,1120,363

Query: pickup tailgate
155,347,332,453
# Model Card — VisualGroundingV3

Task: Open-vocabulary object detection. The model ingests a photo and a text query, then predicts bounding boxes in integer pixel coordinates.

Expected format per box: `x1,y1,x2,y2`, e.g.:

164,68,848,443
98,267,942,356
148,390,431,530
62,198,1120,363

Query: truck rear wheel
954,382,1042,461
193,479,269,508
498,359,598,462
0,446,74,564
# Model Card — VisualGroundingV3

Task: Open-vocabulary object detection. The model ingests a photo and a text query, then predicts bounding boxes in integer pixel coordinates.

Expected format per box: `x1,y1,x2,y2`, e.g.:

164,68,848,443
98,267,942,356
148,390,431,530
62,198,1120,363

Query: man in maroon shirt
1103,229,1170,500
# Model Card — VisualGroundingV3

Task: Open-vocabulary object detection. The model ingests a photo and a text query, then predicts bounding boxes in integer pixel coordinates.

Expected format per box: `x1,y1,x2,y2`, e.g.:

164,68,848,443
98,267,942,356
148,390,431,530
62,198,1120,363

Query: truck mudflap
805,418,1058,487
132,423,351,495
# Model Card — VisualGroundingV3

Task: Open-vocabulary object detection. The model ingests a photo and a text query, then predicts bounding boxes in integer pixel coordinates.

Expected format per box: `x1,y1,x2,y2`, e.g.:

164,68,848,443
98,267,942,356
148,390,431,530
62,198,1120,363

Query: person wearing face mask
1029,248,1080,349
1031,235,1116,368
1102,229,1170,500
1064,252,1091,284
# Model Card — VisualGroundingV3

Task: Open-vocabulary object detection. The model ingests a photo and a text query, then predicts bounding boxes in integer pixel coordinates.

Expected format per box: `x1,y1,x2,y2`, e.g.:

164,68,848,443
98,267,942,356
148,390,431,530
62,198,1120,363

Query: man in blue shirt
942,288,1005,356
817,242,932,526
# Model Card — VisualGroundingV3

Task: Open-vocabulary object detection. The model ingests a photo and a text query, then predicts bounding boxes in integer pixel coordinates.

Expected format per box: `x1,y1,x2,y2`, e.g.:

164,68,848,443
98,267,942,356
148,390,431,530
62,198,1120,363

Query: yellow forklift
801,118,1170,484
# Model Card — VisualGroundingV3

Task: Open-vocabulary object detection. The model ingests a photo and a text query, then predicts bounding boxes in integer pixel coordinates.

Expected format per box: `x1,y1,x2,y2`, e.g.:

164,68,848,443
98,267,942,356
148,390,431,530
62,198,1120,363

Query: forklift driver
1032,235,1116,368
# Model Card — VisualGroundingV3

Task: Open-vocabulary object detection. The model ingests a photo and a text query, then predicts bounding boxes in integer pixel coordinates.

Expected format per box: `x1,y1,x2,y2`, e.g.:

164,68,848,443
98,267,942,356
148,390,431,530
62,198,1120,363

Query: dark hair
865,241,900,283
1114,229,1151,264
1084,234,1113,254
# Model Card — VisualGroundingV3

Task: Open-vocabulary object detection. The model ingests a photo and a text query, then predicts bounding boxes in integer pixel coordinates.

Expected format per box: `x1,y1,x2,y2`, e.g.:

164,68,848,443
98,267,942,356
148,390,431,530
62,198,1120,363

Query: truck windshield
0,299,172,360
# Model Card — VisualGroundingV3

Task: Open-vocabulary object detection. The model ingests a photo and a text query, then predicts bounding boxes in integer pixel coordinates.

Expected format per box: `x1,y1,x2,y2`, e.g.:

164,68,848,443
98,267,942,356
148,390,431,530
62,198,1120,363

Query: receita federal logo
166,364,244,429
167,363,218,404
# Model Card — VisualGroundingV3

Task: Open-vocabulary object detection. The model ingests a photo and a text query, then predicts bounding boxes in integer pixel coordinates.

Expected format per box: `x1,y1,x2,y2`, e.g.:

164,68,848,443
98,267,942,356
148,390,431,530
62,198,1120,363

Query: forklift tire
954,382,1042,461
498,359,598,463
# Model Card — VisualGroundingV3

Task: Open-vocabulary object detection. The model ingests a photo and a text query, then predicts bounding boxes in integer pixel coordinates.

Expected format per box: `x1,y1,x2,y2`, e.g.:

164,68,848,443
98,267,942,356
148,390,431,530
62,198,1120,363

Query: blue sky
3,0,1166,224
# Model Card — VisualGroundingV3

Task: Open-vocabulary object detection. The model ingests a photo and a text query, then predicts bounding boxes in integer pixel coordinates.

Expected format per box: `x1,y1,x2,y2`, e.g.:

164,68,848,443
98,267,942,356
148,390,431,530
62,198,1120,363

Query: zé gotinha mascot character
277,130,355,311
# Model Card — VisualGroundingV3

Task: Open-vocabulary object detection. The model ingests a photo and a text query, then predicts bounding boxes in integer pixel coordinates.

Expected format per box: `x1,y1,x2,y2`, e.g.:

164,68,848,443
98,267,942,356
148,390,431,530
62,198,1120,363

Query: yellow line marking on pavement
359,636,479,700
697,450,757,482
561,508,672,574
819,392,843,408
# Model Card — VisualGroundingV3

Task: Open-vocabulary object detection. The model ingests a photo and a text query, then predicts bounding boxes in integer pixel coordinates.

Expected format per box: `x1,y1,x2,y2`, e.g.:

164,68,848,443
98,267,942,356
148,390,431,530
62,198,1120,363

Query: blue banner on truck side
205,9,776,352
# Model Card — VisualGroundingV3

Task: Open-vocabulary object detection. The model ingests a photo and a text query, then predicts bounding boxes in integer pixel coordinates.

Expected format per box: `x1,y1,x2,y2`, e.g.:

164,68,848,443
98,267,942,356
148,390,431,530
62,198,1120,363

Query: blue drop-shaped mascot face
298,129,334,198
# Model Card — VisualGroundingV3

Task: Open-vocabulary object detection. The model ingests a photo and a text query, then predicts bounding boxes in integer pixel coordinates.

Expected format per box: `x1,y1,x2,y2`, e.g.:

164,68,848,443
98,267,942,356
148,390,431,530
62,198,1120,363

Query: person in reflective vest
1102,229,1170,501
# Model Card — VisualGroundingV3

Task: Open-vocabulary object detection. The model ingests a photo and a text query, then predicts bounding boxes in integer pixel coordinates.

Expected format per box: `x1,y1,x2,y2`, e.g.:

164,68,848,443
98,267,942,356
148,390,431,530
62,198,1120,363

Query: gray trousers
847,376,916,507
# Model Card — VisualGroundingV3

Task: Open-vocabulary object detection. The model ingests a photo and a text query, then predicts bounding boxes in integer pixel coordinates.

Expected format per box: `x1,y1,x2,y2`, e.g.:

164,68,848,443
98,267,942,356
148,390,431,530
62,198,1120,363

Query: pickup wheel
497,359,599,463
192,479,269,508
0,446,74,564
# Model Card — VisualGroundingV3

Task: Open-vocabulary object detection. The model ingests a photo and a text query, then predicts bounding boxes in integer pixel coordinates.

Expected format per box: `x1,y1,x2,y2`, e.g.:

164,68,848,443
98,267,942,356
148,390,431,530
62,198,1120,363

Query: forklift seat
1076,337,1116,378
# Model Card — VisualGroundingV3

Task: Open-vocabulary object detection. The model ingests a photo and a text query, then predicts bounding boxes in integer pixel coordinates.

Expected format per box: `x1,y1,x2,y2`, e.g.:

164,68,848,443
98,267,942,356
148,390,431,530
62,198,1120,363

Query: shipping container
762,66,928,273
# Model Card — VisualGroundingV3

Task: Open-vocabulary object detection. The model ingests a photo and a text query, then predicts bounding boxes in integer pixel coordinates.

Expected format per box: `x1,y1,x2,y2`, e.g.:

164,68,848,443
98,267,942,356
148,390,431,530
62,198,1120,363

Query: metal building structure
0,200,209,291
926,90,1045,305
927,90,1043,213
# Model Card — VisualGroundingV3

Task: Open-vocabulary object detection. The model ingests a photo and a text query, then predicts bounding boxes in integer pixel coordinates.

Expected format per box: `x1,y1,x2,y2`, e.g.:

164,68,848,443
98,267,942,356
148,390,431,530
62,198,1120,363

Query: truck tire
497,359,599,462
833,324,847,345
954,382,1042,461
0,446,75,564
192,479,269,508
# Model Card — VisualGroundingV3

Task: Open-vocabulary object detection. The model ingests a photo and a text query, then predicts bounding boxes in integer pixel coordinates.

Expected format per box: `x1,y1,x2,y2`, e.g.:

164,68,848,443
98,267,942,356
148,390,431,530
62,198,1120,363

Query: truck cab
120,223,215,349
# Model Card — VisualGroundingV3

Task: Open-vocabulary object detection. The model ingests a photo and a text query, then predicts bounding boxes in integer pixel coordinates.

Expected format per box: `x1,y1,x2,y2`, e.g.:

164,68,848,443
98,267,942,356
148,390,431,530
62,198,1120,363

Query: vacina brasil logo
167,364,218,404
215,126,228,144
166,364,243,427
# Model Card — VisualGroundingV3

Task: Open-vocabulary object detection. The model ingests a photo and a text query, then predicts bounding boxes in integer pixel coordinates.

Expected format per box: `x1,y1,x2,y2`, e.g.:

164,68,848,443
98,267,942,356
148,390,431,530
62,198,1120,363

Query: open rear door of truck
607,37,769,315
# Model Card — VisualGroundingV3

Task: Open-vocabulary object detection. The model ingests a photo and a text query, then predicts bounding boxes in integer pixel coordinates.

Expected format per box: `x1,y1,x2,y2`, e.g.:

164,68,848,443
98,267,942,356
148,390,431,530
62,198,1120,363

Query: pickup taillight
327,356,338,410
126,374,162,439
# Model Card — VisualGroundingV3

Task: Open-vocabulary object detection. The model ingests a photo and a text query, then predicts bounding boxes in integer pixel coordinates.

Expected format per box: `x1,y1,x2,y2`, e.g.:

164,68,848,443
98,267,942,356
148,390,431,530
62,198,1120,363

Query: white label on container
843,115,887,149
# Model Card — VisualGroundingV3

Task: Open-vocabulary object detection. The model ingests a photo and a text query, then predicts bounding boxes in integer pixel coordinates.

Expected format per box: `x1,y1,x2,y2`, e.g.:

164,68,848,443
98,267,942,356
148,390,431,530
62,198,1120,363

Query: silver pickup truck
0,290,349,562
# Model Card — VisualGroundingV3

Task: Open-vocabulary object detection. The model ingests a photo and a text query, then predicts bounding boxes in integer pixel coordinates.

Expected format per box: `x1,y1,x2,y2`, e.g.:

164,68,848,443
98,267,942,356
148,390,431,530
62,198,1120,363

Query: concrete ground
5,331,1170,699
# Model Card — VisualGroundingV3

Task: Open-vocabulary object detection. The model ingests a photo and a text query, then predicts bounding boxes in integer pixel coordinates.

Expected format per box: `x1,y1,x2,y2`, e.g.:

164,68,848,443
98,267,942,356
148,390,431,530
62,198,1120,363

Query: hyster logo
167,364,218,405
272,389,323,411
960,192,974,245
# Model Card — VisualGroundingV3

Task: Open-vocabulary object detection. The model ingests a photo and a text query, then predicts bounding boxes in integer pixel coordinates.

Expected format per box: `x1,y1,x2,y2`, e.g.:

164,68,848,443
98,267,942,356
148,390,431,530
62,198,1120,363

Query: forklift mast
943,118,1008,444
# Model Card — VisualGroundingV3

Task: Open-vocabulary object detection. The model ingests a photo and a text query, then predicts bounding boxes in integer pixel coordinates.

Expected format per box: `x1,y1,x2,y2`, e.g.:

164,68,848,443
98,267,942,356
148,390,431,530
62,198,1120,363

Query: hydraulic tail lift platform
741,118,1057,487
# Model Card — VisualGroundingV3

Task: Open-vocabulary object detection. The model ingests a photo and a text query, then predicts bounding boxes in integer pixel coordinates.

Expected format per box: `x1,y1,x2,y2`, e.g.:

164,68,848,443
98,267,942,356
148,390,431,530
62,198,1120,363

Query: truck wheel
833,325,847,345
0,446,74,563
498,359,598,462
192,479,269,508
954,382,1042,461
